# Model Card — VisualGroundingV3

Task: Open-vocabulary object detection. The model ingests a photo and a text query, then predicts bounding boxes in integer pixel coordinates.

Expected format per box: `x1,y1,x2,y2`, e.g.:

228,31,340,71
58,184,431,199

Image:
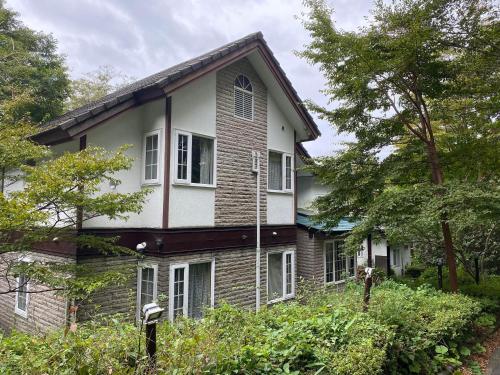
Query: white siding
84,98,166,228
169,73,216,228
267,93,294,224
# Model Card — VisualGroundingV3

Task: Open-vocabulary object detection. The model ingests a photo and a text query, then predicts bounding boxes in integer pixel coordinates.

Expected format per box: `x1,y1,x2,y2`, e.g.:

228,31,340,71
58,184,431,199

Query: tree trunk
426,142,459,292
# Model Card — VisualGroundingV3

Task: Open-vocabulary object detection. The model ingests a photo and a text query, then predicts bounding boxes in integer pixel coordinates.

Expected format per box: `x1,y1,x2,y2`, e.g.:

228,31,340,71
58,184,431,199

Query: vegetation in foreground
0,281,495,375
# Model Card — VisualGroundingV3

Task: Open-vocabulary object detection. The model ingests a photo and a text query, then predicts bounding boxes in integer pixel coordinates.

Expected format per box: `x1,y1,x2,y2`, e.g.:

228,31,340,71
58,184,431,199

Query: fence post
363,267,373,312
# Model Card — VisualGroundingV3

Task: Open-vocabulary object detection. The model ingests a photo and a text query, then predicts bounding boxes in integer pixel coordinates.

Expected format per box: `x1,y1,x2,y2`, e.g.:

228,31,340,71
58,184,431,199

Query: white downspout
252,151,261,311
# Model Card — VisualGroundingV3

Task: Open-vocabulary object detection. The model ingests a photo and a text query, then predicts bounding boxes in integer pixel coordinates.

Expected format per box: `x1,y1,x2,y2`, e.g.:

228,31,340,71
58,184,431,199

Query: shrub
0,282,484,375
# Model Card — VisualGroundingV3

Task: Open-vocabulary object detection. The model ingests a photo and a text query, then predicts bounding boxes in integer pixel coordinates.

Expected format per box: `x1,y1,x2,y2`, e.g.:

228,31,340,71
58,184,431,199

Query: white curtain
199,138,213,185
188,262,211,319
268,253,283,300
268,152,282,190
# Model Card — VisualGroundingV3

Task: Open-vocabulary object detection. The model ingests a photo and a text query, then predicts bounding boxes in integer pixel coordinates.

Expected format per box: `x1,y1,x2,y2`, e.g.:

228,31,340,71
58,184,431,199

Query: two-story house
0,32,322,333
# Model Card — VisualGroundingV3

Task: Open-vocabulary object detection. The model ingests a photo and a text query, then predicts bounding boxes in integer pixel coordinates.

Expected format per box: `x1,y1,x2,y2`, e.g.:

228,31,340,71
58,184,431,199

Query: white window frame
14,273,29,318
168,259,215,321
233,75,254,121
391,247,402,267
136,262,158,322
266,249,295,304
267,151,294,193
142,129,162,185
173,130,216,187
324,240,356,285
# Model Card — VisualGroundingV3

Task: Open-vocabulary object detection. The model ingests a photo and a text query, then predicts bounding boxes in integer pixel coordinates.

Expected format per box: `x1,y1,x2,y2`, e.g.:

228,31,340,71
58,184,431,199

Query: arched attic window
234,74,254,120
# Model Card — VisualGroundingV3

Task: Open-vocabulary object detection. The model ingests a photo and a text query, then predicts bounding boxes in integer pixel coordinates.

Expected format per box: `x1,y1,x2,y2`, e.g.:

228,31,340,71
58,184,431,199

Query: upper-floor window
234,74,253,121
268,151,293,192
174,130,215,186
143,130,161,184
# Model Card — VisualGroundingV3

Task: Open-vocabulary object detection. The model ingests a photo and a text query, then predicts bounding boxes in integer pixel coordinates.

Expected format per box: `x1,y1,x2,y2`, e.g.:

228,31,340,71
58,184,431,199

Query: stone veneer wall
76,244,297,322
0,252,73,334
215,58,268,226
296,228,325,287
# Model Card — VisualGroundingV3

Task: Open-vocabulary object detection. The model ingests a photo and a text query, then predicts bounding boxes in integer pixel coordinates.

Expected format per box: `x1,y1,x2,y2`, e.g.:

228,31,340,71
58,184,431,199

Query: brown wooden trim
162,41,259,95
162,97,172,228
76,225,297,257
255,45,319,140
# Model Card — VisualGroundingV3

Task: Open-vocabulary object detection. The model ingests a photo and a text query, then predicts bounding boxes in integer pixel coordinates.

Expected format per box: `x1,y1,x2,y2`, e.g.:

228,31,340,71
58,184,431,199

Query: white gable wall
168,73,216,228
267,93,295,224
83,98,166,228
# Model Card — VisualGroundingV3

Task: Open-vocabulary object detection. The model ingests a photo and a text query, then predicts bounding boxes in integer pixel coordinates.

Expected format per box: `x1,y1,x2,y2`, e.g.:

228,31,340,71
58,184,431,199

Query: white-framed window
15,273,29,318
268,151,293,192
391,247,402,267
267,250,295,303
174,130,215,186
234,74,253,121
136,263,158,321
169,260,215,321
142,129,162,184
324,240,356,284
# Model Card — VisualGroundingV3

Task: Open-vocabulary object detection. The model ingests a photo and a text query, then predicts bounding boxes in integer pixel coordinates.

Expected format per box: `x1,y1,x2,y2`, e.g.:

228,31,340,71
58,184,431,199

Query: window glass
173,267,185,319
16,274,27,312
334,241,347,281
268,152,283,190
285,253,293,295
268,253,283,301
325,243,334,283
145,133,159,181
285,155,292,190
188,262,211,319
177,134,188,180
140,267,155,307
191,136,214,185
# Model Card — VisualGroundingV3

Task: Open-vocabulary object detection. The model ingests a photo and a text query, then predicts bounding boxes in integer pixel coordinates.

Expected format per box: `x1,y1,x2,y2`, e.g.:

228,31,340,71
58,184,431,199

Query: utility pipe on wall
252,151,261,311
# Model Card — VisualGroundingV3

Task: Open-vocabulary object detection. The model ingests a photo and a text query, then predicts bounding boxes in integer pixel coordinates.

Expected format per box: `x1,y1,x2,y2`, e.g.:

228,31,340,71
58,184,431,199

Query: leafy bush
0,282,484,375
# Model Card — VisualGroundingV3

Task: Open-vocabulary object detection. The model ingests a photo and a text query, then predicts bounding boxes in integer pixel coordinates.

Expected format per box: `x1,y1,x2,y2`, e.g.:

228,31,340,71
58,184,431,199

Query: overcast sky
7,0,373,156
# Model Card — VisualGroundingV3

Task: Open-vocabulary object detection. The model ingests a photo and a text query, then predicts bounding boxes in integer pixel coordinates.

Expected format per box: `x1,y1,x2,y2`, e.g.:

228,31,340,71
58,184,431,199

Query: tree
0,0,70,123
0,3,149,301
300,0,499,290
65,66,134,111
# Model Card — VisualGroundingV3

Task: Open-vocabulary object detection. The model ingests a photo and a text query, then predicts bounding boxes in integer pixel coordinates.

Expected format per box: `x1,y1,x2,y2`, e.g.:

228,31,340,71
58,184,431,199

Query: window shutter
243,91,253,120
234,89,245,118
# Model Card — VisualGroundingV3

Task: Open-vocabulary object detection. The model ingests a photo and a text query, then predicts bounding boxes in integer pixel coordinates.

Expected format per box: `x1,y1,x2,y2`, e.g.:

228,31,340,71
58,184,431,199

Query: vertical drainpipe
253,151,261,311
367,233,373,268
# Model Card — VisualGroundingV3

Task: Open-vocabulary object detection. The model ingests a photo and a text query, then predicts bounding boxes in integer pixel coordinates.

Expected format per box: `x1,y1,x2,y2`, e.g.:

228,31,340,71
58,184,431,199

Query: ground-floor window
324,240,356,284
267,250,295,303
136,263,158,321
169,260,215,321
15,273,29,318
391,247,402,267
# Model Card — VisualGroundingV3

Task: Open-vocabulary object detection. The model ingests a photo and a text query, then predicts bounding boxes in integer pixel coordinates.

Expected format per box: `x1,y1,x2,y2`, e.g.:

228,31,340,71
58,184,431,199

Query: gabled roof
34,32,320,145
297,211,357,233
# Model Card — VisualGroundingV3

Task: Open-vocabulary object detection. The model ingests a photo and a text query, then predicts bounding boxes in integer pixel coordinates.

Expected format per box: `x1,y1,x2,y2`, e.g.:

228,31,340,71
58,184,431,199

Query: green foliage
0,0,70,123
65,66,134,111
0,282,485,374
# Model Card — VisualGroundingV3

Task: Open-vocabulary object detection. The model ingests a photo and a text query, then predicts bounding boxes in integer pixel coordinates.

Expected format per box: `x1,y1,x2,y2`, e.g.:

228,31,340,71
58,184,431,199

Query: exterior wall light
142,302,165,368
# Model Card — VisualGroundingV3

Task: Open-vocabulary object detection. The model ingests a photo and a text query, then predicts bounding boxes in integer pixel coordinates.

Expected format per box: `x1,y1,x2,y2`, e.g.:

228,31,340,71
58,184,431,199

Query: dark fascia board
295,143,311,160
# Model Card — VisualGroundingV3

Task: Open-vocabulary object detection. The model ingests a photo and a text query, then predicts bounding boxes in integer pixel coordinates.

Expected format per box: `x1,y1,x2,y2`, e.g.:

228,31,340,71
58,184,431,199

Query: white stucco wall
357,238,411,276
83,98,166,228
267,93,295,224
169,73,216,228
296,175,330,211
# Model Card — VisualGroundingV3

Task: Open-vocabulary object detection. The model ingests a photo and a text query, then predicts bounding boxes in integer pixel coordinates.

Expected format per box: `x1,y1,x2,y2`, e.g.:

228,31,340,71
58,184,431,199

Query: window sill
14,308,28,319
267,294,295,305
234,114,254,122
325,277,356,286
142,181,162,187
172,182,216,189
267,190,294,195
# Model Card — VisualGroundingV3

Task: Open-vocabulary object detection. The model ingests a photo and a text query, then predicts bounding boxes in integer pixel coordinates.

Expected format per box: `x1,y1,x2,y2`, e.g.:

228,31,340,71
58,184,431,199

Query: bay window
174,131,215,186
324,241,356,284
267,250,295,302
169,260,215,321
268,151,293,192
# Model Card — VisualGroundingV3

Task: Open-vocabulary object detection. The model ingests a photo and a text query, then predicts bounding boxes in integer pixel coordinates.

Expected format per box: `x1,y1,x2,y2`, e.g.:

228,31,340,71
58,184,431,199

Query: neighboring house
295,144,411,288
0,32,321,333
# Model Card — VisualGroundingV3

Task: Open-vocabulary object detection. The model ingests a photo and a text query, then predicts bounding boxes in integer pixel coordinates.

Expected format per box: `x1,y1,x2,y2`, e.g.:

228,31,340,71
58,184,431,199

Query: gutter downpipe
253,151,261,311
